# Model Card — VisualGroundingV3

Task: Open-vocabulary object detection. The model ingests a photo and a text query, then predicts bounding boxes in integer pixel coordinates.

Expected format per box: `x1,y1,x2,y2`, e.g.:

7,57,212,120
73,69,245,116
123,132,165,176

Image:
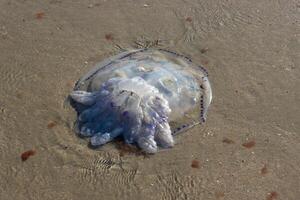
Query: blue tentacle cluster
70,77,174,153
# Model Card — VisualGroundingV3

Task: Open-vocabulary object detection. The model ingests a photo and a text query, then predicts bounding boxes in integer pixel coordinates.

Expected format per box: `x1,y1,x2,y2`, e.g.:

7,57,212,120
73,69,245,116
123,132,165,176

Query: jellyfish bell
69,49,212,153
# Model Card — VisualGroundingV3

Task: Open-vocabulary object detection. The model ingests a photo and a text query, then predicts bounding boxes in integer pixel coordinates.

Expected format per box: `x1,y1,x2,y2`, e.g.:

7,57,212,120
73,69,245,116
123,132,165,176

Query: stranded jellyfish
69,49,212,153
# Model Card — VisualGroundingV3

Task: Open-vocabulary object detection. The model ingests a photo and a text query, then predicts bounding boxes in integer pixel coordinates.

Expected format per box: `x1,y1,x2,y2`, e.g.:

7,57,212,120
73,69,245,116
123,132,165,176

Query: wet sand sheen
0,0,299,200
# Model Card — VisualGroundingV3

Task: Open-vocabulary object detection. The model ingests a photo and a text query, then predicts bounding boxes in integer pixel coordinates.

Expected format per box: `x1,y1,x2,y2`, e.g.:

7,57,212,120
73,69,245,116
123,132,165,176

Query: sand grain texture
0,0,299,199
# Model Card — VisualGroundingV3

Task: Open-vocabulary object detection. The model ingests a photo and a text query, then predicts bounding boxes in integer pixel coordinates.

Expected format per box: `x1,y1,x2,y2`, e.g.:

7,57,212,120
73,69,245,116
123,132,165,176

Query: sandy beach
0,0,299,199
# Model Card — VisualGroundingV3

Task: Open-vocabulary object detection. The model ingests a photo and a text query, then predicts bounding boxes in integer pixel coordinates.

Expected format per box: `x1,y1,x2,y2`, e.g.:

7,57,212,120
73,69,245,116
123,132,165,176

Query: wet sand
0,0,299,199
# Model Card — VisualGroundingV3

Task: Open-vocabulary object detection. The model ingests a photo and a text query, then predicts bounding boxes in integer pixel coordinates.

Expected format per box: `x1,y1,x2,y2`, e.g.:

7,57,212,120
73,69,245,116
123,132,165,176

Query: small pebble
36,12,45,19
21,150,36,161
242,140,256,148
222,137,235,144
261,164,268,175
191,160,200,168
200,48,209,54
47,121,57,129
266,191,279,200
186,17,192,22
105,33,113,41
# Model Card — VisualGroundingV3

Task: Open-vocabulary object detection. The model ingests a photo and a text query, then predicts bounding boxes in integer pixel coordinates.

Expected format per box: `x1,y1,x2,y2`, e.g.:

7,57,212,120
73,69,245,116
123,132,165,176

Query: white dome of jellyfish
69,49,212,154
